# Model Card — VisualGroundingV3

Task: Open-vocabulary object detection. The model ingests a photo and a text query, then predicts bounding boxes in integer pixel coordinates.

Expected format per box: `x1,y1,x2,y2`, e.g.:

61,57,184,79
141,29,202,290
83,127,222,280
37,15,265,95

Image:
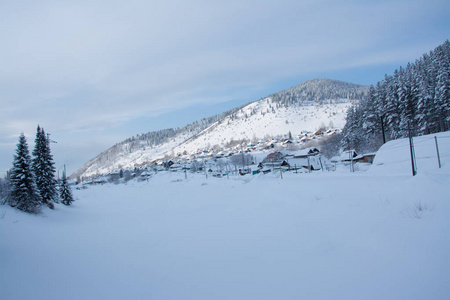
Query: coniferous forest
342,40,450,152
2,126,74,214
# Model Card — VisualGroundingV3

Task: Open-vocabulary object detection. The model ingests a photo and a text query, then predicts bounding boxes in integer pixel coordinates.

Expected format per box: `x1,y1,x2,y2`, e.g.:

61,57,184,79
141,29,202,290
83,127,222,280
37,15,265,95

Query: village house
331,150,358,164
293,147,320,158
263,152,285,163
352,153,377,164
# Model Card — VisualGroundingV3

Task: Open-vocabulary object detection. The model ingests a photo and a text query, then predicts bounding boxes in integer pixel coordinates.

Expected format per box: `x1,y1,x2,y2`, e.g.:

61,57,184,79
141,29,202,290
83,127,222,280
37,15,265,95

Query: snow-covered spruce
9,134,41,214
59,167,74,206
32,125,58,208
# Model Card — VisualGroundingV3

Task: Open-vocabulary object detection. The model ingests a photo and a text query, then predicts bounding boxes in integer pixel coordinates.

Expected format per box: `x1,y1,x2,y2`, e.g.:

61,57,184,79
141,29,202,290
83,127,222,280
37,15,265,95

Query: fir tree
435,42,450,131
342,105,367,152
60,166,74,206
0,175,12,205
32,126,58,208
10,134,41,214
361,86,380,137
32,126,46,202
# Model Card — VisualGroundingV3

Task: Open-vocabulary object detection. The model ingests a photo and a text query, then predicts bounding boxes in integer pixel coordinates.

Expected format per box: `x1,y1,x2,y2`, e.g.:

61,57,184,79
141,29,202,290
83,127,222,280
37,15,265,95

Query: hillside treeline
343,40,450,152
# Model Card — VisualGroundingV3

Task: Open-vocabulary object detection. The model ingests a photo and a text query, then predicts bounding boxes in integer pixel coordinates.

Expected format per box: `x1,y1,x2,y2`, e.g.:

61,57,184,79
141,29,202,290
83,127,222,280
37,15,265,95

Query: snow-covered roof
331,150,358,162
293,147,320,157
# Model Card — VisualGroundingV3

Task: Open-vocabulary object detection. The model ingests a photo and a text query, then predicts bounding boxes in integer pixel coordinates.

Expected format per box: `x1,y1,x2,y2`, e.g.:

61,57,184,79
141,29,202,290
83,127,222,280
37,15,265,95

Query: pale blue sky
1,0,449,176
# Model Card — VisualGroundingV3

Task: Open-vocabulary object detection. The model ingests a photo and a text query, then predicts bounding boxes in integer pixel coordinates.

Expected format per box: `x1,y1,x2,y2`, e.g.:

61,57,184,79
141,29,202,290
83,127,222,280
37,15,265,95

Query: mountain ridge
71,78,368,180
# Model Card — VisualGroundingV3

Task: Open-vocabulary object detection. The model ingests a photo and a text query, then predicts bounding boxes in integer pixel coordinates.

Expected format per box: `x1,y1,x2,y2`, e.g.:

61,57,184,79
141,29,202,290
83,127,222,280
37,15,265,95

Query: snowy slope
80,130,192,176
1,131,449,300
72,79,366,179
368,131,450,177
171,101,350,155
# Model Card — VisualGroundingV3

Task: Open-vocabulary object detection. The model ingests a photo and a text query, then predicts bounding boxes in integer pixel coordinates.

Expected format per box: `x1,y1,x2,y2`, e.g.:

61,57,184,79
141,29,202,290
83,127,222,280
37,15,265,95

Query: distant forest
343,40,450,152
271,78,367,107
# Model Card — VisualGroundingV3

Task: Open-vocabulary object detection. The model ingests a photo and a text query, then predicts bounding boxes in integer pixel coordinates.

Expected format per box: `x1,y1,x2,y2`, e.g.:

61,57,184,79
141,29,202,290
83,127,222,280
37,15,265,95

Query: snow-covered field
1,132,449,300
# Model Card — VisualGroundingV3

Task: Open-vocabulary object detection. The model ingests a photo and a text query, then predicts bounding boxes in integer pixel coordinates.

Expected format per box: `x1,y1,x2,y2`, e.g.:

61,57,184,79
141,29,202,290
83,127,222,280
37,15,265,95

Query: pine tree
60,166,74,206
425,52,439,133
361,86,380,137
434,42,450,131
32,126,58,208
0,175,12,205
385,71,402,138
398,65,417,136
42,129,58,203
342,105,367,152
32,126,46,202
10,134,41,214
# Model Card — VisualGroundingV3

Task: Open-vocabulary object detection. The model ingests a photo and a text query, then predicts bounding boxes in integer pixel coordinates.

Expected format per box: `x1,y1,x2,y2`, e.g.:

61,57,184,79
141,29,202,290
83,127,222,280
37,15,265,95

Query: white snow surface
1,132,450,300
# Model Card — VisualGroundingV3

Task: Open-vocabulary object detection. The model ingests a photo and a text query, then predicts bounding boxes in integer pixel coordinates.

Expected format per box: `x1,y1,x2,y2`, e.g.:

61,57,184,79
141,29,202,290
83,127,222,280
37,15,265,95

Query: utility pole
307,155,311,173
435,136,441,168
350,151,354,173
408,122,417,176
347,139,353,172
380,115,386,144
241,146,245,172
46,133,57,144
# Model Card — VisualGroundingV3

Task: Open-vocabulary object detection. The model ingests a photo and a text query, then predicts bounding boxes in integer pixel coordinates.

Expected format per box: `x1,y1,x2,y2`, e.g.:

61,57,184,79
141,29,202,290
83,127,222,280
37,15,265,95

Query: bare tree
215,159,228,173
229,153,253,169
318,133,342,159
190,161,201,173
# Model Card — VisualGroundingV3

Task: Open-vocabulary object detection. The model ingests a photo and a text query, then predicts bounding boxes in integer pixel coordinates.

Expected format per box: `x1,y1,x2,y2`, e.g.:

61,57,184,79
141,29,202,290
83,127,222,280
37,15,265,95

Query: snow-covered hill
171,100,350,156
71,79,368,179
